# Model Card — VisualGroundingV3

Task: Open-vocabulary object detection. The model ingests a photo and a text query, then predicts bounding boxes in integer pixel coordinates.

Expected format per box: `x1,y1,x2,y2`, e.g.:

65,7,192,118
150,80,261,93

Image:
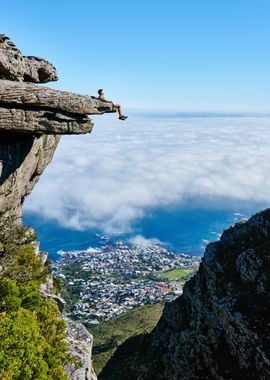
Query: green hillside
89,303,163,375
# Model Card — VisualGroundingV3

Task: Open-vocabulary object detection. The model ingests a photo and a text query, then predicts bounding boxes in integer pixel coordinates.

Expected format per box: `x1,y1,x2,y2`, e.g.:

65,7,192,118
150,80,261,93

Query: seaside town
54,239,201,325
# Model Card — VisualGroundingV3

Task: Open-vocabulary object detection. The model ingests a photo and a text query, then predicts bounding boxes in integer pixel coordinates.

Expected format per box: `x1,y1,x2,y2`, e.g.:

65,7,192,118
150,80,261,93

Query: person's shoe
119,115,128,120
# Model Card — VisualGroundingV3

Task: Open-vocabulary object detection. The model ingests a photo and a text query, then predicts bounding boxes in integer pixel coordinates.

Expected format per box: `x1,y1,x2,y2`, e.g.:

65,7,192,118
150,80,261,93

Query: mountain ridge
101,209,270,380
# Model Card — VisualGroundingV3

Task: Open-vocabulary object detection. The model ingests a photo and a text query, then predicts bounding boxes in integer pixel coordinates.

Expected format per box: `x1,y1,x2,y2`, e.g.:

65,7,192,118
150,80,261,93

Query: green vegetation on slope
157,267,196,284
0,223,69,379
89,303,163,375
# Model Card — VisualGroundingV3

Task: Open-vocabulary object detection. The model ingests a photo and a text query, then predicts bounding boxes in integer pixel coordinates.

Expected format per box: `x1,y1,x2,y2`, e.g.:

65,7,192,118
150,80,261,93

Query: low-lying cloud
128,235,163,248
24,113,270,232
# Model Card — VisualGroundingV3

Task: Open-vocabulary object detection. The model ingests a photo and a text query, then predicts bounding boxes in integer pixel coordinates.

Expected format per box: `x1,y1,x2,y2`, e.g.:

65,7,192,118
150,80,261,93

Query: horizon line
94,109,270,118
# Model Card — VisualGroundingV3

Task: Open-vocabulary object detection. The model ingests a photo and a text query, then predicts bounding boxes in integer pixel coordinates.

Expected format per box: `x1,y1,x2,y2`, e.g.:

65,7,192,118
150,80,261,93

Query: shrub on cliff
0,308,50,379
0,224,69,379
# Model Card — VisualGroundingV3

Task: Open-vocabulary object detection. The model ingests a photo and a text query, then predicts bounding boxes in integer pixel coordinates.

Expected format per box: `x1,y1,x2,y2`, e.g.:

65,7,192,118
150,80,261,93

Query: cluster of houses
55,240,200,325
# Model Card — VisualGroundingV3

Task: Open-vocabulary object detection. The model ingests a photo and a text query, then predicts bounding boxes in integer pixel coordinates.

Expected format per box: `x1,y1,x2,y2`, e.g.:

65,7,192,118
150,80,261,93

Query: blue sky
2,0,270,111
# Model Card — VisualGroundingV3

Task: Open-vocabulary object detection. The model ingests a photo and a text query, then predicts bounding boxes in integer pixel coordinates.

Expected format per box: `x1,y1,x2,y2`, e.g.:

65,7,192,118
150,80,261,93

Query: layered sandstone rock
0,80,114,134
0,33,57,83
101,209,270,380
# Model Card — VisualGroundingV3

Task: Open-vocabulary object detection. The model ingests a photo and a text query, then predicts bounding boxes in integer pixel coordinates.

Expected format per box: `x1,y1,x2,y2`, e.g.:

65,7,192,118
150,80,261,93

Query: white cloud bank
128,235,163,248
24,113,270,232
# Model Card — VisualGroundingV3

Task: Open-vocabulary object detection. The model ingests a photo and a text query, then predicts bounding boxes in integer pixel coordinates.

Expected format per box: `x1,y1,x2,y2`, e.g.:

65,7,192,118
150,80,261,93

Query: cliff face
101,209,270,380
0,34,113,379
0,133,60,222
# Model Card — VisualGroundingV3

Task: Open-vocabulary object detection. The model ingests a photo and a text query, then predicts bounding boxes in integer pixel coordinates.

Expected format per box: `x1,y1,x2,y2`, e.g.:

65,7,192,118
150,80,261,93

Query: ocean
24,203,262,261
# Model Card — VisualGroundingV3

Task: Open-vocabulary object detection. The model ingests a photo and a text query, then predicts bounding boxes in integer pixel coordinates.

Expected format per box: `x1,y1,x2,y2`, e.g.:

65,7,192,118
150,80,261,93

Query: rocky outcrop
65,317,97,380
0,34,114,224
0,34,57,83
0,80,115,134
101,209,270,380
0,34,112,379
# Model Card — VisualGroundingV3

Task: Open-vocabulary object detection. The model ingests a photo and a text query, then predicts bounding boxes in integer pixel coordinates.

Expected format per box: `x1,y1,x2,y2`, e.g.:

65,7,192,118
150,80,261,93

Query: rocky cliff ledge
101,209,270,380
0,34,113,224
0,34,112,379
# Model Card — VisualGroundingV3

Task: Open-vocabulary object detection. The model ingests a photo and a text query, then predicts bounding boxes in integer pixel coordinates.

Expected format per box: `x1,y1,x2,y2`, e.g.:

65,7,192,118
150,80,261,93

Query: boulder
0,34,57,83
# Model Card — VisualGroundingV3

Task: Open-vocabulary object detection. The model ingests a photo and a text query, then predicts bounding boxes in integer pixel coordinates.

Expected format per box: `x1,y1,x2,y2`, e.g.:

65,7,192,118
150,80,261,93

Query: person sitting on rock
97,89,128,120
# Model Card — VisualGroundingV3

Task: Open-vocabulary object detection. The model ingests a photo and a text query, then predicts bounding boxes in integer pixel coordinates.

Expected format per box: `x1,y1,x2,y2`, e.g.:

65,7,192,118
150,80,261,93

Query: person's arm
98,96,114,106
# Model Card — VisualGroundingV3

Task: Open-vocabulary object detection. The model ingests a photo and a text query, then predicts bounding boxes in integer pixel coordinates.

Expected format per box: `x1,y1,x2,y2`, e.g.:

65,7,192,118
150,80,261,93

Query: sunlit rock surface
0,33,58,83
